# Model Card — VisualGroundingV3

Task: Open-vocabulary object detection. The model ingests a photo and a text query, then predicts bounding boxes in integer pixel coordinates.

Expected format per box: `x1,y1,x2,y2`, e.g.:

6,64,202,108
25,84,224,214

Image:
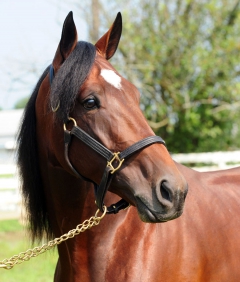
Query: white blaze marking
100,69,122,90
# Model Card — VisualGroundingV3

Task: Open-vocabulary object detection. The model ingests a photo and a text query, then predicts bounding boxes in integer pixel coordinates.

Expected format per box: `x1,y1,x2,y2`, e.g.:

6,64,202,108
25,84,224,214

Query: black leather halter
49,65,166,214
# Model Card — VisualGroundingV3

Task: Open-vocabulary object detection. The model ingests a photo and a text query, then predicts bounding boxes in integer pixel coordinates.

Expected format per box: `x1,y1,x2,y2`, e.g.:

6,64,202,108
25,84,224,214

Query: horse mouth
135,197,183,223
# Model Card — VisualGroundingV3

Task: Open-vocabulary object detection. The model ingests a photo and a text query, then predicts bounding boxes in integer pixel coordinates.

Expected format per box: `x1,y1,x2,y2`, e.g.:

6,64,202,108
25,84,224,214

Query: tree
77,0,240,152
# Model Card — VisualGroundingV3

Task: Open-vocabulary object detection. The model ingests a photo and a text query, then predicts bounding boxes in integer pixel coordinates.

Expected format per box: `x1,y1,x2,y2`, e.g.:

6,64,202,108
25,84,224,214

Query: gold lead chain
0,206,107,270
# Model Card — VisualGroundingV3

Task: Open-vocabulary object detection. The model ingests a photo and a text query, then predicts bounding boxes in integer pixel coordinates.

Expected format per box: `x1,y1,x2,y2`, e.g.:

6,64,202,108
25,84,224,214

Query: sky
0,0,87,110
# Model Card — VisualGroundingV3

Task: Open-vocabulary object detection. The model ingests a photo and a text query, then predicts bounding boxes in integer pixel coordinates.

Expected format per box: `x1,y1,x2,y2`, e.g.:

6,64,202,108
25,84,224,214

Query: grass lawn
0,219,58,282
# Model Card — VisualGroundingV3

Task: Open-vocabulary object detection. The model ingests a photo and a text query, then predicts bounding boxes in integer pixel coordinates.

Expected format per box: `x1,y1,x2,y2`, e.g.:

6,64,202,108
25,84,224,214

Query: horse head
32,12,188,228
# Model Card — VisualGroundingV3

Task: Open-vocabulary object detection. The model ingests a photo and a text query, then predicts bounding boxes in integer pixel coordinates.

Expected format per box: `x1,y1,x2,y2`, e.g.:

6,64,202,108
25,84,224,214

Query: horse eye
83,98,97,110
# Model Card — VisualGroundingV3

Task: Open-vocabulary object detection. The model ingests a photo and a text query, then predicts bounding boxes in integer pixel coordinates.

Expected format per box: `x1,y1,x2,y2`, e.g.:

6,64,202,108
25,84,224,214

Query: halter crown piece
49,65,166,214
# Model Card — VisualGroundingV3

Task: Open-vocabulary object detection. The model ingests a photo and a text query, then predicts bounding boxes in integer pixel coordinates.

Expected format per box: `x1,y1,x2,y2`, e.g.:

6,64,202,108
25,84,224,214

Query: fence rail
171,150,240,171
0,164,21,219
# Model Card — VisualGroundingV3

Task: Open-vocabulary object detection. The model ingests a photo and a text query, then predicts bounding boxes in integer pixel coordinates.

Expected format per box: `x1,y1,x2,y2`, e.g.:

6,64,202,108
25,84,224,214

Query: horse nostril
160,181,172,202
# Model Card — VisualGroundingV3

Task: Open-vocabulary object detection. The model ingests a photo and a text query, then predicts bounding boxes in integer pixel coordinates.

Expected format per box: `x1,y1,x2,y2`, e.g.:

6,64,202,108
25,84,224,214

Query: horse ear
95,12,122,60
52,11,78,71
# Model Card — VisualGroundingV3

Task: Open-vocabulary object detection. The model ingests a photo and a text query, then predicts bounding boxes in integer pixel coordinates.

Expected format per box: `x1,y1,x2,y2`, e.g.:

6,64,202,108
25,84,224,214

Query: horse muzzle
135,181,188,223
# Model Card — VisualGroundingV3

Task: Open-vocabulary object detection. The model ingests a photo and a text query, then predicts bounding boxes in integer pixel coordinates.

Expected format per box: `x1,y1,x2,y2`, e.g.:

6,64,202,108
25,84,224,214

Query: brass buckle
107,152,124,174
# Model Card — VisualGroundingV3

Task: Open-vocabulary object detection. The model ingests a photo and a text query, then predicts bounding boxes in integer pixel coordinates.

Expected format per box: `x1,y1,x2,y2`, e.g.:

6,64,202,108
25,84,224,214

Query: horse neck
41,164,93,279
41,164,92,233
42,161,128,280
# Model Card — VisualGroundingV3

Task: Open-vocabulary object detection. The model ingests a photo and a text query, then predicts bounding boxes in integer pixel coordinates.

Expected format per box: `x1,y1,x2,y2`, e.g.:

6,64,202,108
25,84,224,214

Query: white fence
0,164,21,219
171,150,240,171
0,150,240,219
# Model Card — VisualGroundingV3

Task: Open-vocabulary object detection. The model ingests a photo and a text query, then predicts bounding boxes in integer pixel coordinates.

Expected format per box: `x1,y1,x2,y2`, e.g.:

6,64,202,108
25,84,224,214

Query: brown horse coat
52,164,240,281
16,11,240,282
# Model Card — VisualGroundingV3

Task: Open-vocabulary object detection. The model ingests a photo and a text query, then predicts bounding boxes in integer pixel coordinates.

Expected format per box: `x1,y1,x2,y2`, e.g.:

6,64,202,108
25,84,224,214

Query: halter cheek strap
64,118,166,214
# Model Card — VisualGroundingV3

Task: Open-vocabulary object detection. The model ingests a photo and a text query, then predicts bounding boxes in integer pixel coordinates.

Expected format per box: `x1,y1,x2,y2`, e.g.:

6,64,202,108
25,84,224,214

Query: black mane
17,66,51,241
50,41,96,122
17,41,96,242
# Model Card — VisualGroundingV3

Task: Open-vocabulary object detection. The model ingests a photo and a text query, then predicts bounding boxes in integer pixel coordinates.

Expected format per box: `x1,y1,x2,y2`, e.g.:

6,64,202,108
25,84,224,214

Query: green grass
0,219,22,232
0,219,58,282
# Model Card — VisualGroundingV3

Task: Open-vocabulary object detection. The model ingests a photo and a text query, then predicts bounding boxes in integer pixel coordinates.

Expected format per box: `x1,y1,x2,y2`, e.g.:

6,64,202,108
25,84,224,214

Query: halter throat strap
64,118,165,214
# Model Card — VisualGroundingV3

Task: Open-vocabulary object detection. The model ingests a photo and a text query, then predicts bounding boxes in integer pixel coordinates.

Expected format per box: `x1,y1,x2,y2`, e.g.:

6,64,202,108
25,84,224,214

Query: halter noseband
49,65,166,214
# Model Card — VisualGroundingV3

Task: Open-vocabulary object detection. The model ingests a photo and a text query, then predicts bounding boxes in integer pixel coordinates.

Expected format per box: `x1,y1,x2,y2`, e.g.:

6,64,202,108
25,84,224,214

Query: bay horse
16,11,240,282
16,12,188,281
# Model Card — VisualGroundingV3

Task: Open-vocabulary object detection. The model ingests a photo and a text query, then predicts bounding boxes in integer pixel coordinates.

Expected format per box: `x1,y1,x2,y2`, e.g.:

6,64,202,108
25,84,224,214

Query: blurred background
1,0,240,280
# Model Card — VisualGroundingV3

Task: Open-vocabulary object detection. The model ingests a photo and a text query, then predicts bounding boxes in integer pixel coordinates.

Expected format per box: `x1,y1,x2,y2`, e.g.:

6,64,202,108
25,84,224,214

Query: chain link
0,206,107,270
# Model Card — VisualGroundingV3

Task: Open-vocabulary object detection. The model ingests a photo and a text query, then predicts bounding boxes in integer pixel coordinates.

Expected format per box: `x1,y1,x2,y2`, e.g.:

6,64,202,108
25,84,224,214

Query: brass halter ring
95,205,107,219
63,117,77,131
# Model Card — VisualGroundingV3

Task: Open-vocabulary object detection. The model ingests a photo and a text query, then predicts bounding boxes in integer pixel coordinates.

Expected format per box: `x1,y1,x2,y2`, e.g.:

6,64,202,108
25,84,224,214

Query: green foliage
14,96,29,109
108,0,240,152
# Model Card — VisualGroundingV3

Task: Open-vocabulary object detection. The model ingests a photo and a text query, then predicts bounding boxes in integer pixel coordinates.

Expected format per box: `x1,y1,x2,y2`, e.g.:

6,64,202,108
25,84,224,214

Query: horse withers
17,12,187,281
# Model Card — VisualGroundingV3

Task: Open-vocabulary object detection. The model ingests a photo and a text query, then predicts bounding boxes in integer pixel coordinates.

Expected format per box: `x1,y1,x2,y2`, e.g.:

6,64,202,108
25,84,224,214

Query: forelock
50,41,96,122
